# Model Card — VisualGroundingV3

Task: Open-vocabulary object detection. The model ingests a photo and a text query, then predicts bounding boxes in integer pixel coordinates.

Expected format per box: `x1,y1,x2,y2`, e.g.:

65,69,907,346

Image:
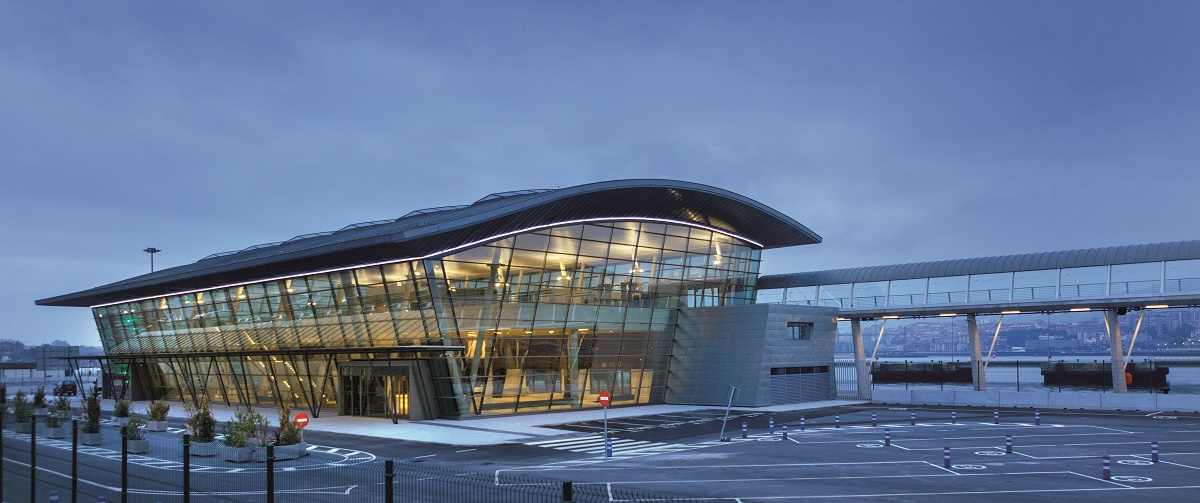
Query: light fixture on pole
143,247,162,273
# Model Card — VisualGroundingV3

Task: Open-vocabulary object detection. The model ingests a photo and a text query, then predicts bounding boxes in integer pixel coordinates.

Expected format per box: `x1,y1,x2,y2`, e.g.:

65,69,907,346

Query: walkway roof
39,179,820,308
760,239,1200,290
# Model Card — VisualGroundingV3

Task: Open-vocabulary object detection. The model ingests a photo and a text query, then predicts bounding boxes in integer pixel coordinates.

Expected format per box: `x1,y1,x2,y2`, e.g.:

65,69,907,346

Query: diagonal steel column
1105,308,1128,393
967,314,986,391
851,319,871,400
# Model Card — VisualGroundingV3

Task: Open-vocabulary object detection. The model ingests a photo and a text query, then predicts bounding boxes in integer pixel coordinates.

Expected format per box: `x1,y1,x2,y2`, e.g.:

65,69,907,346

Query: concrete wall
872,388,1200,412
666,303,838,406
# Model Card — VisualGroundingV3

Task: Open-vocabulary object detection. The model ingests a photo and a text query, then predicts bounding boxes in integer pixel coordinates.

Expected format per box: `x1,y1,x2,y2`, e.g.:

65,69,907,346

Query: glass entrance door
341,373,409,419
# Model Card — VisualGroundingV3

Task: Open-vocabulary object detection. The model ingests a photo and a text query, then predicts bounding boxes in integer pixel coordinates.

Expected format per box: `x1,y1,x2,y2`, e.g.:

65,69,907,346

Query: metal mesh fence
2,418,716,502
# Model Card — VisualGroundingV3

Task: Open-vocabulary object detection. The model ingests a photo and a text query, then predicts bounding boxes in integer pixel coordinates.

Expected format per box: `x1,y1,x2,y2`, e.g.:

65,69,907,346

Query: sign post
293,412,310,429
598,391,612,457
718,386,740,442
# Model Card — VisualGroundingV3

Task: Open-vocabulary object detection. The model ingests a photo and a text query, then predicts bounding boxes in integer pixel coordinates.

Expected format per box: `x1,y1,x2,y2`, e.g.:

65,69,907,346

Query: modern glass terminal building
38,180,831,421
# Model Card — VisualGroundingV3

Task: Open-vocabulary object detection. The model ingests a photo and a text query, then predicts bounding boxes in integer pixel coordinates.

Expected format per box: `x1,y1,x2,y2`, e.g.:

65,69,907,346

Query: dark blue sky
4,1,1199,345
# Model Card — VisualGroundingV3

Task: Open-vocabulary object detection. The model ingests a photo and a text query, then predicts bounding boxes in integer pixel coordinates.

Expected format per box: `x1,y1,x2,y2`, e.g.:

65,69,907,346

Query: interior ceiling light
712,242,723,266
938,313,957,317
882,315,899,319
1069,307,1091,312
1001,310,1021,314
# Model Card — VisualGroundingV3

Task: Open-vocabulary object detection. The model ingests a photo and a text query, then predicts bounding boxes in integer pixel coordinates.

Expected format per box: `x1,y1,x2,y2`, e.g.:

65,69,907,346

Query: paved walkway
93,399,865,446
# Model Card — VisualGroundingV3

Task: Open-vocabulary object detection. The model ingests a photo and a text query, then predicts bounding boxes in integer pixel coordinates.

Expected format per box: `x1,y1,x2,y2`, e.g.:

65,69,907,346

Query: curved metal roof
39,179,821,307
759,239,1200,290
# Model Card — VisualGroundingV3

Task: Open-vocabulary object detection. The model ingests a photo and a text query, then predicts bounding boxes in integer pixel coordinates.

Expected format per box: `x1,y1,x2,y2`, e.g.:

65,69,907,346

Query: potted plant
268,405,307,460
45,396,72,439
222,407,267,463
12,390,33,434
113,399,131,426
124,416,149,454
146,400,170,432
80,387,103,445
185,397,217,457
33,386,49,418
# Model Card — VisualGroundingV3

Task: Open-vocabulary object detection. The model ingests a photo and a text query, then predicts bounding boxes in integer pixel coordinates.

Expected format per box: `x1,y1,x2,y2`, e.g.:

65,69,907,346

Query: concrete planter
222,445,254,463
190,440,218,457
80,431,103,446
45,426,68,439
146,420,169,432
126,439,150,454
113,417,130,428
274,442,308,461
14,421,32,434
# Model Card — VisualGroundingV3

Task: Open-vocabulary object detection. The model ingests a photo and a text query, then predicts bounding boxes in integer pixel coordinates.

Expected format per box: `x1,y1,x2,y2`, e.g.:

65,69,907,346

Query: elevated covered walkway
759,240,1200,397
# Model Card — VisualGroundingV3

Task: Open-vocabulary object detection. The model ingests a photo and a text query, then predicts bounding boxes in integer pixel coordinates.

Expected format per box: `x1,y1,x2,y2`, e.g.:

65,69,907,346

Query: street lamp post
143,247,162,272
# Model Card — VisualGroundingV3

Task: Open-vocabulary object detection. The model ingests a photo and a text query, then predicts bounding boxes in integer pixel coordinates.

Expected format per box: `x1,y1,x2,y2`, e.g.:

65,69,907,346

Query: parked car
53,381,77,396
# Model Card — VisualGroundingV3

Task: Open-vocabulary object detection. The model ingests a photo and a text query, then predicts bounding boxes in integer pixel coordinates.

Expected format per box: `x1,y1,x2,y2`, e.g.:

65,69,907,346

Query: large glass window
92,220,761,417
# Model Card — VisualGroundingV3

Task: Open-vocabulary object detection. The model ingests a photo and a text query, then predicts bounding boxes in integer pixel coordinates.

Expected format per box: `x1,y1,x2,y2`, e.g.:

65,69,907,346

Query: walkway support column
851,319,871,400
967,314,986,391
1105,308,1128,393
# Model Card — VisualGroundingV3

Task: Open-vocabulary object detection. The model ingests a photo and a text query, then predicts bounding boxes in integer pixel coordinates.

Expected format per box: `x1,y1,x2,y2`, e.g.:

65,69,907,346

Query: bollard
769,417,775,434
871,411,877,427
1152,441,1159,463
562,481,573,503
910,410,916,426
32,418,38,503
943,447,951,468
604,437,612,458
835,413,841,428
800,416,805,431
783,424,789,440
1005,434,1013,454
741,421,747,439
1102,455,1111,481
884,428,891,446
951,410,957,424
72,419,79,503
1035,410,1041,426
993,409,999,425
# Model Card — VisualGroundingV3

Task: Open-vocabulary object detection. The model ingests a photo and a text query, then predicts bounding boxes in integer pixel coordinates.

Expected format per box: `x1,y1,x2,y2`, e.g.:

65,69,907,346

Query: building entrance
340,365,409,419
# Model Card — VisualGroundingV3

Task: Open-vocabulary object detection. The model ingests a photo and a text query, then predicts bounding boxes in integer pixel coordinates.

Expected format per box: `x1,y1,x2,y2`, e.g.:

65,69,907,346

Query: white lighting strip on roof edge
90,217,765,309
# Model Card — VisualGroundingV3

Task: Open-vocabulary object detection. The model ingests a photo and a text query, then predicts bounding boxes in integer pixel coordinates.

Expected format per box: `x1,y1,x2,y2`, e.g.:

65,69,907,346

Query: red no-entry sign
597,390,611,407
294,412,310,428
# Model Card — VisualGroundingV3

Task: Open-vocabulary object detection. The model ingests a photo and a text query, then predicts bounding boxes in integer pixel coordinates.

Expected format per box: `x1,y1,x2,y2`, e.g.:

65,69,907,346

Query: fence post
266,444,275,503
71,419,79,503
30,416,37,503
384,459,395,503
121,425,128,503
562,481,573,503
0,396,5,500
182,433,190,503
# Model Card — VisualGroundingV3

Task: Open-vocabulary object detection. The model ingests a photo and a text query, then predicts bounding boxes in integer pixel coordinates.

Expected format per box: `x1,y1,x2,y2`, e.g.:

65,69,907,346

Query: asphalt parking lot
501,405,1200,501
5,405,1200,501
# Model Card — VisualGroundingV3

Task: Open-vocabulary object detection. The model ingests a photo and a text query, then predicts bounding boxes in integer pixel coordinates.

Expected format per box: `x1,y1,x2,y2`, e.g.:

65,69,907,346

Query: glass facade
93,220,761,417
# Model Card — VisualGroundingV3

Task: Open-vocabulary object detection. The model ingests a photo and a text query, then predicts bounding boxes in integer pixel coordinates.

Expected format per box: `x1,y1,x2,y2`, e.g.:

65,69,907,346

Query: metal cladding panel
760,239,1200,289
40,179,821,307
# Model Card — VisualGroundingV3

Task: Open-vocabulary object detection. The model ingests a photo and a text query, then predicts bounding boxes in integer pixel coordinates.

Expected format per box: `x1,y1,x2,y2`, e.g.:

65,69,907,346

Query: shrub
125,416,146,441
114,399,131,418
12,391,32,423
147,400,170,422
33,386,47,409
46,396,72,428
222,407,268,448
83,387,102,434
1,383,7,401
273,404,303,446
185,396,216,441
